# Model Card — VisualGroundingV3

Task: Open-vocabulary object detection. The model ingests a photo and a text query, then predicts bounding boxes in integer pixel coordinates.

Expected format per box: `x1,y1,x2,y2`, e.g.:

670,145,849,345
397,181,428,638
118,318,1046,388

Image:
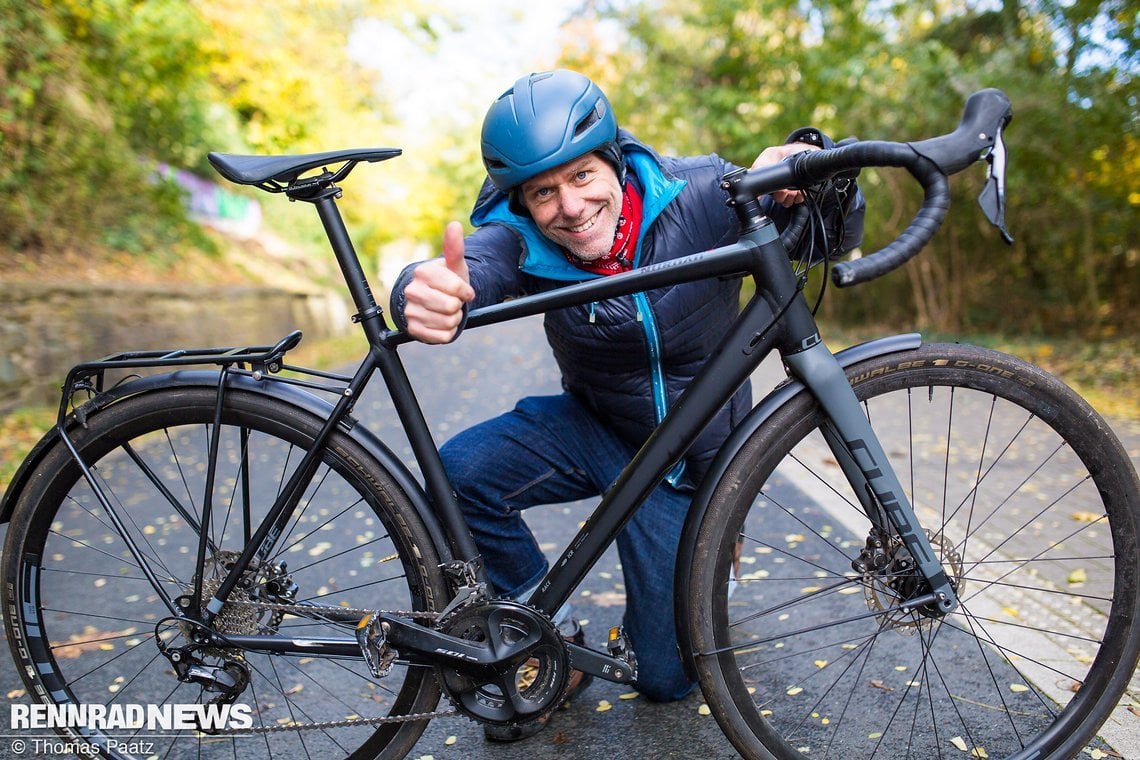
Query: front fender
0,372,449,560
674,333,922,681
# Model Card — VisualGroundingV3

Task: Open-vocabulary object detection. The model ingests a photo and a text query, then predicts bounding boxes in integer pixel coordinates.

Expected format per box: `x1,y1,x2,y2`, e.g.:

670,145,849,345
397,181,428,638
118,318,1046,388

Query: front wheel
2,385,449,759
689,343,1140,760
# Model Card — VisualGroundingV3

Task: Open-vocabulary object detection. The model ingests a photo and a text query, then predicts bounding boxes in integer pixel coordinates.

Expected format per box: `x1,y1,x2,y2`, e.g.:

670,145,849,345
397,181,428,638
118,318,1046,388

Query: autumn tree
562,0,1139,336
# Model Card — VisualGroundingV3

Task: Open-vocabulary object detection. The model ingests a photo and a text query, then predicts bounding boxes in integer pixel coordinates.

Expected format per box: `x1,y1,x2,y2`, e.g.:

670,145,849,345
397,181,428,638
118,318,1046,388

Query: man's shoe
483,619,594,742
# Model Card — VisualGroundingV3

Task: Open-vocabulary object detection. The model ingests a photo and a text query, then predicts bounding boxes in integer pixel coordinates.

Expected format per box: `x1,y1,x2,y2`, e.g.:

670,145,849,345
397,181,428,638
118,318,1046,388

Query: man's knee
439,438,497,512
439,436,473,479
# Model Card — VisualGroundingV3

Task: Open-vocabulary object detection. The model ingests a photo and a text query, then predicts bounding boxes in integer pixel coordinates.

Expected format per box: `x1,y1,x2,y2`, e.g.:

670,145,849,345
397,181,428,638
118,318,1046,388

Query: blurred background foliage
1,0,1136,337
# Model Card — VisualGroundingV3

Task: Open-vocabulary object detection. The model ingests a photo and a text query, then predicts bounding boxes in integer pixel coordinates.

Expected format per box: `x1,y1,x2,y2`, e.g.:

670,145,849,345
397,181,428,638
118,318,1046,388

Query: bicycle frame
43,180,959,675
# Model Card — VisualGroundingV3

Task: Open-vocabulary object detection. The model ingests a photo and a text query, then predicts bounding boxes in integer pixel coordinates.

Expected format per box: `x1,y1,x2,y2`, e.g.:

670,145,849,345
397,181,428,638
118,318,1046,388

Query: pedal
356,613,397,678
606,625,638,681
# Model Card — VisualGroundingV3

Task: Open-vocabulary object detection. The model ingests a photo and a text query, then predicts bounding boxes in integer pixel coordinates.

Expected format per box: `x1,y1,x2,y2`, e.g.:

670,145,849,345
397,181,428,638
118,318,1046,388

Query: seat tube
784,343,960,614
311,195,484,569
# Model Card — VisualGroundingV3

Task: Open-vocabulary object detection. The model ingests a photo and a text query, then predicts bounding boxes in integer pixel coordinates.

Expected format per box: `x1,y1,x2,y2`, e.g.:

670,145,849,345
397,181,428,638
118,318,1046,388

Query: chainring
435,600,570,726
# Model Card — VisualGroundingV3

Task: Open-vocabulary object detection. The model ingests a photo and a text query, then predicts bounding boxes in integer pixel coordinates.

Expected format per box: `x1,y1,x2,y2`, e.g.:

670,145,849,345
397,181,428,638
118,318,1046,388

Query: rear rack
55,331,352,426
99,330,300,367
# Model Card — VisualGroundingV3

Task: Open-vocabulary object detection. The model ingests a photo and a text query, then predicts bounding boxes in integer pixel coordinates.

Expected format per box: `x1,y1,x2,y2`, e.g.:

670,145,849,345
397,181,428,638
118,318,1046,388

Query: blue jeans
440,394,696,702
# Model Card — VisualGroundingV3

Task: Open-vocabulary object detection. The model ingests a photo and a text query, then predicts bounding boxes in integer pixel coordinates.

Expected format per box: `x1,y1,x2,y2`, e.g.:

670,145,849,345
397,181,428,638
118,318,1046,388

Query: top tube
381,231,773,347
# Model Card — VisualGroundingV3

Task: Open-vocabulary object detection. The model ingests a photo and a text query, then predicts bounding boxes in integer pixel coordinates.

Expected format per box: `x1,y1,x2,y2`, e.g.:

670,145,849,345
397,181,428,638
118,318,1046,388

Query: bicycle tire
689,343,1140,760
2,385,449,760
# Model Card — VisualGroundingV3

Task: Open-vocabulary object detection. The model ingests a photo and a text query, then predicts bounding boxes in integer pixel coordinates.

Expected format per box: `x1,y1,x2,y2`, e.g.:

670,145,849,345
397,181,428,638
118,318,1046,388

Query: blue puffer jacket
392,131,863,485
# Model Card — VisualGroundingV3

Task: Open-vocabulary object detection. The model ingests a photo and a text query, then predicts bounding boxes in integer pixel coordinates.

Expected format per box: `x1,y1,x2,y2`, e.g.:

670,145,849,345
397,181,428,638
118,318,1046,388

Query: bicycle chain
210,600,456,734
214,706,458,735
230,598,441,621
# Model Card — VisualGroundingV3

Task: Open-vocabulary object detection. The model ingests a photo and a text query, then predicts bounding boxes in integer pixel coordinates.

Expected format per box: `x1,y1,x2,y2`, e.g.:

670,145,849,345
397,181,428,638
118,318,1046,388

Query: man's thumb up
442,220,470,285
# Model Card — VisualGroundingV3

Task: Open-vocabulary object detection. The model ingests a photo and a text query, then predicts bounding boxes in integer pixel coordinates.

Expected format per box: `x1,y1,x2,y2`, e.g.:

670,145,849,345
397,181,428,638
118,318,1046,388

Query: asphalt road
339,315,748,760
2,314,1138,760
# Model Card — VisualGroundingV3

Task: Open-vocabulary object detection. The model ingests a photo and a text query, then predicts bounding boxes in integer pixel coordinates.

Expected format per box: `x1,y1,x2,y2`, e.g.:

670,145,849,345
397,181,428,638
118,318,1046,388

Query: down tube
526,292,783,617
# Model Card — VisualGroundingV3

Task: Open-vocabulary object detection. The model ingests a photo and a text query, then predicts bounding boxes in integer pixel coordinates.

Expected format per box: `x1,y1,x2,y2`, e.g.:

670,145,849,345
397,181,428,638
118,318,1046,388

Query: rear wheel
690,343,1140,759
3,385,449,759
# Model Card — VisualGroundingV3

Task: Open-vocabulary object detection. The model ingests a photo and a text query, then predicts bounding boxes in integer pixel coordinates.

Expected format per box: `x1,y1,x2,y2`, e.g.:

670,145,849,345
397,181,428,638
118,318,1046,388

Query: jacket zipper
632,292,685,487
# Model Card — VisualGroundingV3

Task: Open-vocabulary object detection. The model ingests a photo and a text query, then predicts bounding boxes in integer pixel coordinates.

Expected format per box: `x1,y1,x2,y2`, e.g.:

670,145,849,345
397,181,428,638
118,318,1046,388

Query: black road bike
4,89,1138,759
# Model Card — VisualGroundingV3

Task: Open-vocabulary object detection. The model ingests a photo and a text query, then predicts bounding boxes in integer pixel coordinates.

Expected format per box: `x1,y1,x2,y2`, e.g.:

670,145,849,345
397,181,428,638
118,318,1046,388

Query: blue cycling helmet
481,70,620,191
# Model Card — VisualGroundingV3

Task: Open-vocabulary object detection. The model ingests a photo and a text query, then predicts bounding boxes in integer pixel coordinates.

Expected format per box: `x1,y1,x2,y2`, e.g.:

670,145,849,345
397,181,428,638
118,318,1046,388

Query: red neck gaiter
566,180,643,276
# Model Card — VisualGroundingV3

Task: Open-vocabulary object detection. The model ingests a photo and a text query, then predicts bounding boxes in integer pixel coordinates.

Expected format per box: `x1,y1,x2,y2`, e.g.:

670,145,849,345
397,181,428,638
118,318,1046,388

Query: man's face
519,153,623,261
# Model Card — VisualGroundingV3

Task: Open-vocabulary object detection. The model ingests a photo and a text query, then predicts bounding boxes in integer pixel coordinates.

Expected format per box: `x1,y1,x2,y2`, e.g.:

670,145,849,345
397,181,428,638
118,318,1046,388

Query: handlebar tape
788,142,949,287
785,89,1010,287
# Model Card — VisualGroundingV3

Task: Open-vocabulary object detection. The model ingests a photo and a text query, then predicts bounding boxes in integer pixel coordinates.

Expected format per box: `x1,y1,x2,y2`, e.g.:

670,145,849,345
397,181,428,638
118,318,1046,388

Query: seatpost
309,187,488,573
313,192,388,344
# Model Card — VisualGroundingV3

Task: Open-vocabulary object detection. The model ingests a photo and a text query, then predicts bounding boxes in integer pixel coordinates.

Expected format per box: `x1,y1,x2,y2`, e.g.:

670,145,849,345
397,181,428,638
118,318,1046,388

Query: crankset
434,600,570,727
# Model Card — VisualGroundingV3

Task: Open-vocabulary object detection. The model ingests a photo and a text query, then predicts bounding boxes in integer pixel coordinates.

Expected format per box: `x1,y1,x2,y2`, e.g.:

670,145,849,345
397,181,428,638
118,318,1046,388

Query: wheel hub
861,529,964,633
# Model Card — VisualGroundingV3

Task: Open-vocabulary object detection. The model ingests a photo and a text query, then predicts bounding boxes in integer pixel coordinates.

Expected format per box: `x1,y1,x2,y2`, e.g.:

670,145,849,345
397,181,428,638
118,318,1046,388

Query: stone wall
0,282,352,410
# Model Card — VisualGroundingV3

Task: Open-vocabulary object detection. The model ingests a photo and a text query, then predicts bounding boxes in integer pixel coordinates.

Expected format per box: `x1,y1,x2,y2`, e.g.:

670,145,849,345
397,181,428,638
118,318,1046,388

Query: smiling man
519,153,627,262
389,69,864,741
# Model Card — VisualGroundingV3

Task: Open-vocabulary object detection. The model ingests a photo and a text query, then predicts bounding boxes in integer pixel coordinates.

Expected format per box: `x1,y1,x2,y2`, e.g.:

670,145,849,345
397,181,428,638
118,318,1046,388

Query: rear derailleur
161,644,250,733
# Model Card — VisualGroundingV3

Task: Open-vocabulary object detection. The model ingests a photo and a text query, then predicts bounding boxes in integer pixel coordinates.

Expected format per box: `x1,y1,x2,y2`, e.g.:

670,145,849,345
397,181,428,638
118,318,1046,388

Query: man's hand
751,142,821,208
402,221,475,344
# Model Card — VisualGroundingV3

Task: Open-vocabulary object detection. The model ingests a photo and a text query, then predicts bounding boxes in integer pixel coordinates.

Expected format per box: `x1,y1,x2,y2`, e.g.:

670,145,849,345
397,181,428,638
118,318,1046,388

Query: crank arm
565,641,636,684
377,612,539,674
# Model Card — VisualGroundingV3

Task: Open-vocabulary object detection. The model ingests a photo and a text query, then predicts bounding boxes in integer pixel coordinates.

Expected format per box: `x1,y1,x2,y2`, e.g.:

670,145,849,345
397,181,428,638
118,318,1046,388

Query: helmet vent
573,103,604,138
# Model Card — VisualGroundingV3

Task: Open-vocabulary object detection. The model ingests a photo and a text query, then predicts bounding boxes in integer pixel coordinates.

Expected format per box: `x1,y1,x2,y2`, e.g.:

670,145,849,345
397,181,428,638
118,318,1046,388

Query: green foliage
4,0,1135,339
0,3,212,254
567,0,1139,337
0,1,402,268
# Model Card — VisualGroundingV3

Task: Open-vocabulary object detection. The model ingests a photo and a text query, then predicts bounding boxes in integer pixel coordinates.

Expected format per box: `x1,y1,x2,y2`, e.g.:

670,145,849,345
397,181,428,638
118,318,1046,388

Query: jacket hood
469,131,687,282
